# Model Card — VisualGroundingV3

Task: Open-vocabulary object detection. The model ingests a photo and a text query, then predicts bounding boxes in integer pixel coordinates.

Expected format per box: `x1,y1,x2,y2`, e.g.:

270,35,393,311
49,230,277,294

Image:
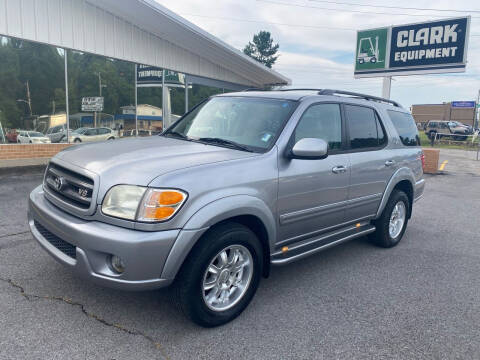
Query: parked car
6,129,19,143
17,130,51,144
29,89,424,327
424,120,470,140
66,127,116,143
46,124,68,143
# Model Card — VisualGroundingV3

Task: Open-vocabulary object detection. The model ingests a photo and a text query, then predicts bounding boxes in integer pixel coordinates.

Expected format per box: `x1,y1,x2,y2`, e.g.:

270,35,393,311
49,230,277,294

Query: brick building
411,102,477,128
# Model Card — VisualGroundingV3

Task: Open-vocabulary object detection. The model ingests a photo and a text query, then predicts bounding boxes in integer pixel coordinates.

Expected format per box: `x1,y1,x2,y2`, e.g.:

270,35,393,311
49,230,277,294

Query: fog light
110,255,125,274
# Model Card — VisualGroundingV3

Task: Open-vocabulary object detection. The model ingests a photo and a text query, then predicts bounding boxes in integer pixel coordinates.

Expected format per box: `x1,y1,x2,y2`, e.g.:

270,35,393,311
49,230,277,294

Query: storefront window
66,51,135,142
188,84,224,110
0,36,66,144
135,64,164,136
0,35,244,146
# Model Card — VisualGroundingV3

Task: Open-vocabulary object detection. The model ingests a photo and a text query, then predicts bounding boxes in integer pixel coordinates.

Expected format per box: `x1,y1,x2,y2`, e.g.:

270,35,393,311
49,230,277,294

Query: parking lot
1,150,479,360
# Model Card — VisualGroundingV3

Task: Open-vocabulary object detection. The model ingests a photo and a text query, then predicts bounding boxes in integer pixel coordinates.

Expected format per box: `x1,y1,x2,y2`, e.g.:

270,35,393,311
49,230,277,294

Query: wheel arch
161,195,276,280
375,167,415,220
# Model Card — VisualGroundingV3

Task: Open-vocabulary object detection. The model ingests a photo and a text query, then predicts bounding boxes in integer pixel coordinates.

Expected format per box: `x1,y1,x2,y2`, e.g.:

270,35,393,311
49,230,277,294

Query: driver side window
294,103,342,150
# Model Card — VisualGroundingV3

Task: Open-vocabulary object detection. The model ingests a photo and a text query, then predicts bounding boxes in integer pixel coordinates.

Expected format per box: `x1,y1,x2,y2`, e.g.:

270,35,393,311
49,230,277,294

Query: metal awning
0,0,290,88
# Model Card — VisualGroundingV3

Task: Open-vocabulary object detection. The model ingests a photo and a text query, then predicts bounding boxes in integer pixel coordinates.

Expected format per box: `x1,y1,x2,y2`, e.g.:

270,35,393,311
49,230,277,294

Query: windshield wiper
197,137,253,152
163,131,191,141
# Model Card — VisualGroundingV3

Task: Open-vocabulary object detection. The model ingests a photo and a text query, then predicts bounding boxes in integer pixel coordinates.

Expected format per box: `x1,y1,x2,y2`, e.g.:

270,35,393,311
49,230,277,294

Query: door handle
385,160,395,167
332,165,347,174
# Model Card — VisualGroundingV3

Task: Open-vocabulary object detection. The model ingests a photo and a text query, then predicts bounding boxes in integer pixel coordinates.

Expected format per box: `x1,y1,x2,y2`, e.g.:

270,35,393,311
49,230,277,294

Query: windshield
28,132,44,137
165,96,297,152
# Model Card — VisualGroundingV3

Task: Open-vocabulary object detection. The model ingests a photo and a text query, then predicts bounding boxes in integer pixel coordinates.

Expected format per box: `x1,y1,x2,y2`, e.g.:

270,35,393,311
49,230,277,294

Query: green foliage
0,36,228,129
243,31,279,68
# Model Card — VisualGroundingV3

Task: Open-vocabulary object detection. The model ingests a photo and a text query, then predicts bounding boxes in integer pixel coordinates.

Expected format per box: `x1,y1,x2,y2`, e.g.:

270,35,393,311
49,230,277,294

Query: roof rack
240,88,401,108
277,88,324,92
242,87,267,92
318,89,401,108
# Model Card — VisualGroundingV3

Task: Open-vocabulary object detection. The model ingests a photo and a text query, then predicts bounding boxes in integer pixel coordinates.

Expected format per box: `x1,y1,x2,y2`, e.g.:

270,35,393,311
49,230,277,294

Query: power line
308,0,480,14
181,13,480,36
257,0,480,19
180,13,356,31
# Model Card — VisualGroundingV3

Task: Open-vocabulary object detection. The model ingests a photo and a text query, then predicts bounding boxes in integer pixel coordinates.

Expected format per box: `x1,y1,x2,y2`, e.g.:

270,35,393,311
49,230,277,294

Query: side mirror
290,138,328,159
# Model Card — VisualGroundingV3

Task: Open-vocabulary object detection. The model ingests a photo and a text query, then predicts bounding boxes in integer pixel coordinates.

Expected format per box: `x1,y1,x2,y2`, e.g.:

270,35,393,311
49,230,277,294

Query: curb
0,164,47,177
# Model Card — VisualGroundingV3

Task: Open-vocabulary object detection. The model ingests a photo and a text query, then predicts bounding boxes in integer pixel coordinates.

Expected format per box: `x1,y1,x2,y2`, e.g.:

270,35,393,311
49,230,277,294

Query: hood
53,136,257,198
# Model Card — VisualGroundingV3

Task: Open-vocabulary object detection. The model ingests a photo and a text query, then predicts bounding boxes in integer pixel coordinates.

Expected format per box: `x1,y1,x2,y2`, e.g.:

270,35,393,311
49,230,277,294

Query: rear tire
173,222,263,327
370,190,409,248
74,138,81,143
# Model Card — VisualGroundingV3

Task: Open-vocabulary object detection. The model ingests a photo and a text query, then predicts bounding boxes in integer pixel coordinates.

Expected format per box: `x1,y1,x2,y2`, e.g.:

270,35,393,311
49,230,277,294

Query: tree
243,31,279,68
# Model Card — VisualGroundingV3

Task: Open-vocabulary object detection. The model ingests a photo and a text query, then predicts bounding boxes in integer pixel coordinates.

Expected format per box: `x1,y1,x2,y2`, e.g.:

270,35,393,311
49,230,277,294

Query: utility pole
94,72,107,128
475,89,480,129
382,76,391,99
25,81,33,116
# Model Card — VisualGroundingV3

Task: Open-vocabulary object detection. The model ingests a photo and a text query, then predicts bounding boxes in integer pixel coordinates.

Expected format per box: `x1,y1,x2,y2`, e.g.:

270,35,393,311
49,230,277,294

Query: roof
217,89,405,109
217,90,315,101
93,0,291,87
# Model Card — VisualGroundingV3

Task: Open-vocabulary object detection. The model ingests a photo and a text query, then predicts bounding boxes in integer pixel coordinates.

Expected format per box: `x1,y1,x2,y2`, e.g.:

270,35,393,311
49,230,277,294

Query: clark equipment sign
354,17,470,78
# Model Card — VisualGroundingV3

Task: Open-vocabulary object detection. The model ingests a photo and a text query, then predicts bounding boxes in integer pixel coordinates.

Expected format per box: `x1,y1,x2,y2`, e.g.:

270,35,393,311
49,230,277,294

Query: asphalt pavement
1,153,479,359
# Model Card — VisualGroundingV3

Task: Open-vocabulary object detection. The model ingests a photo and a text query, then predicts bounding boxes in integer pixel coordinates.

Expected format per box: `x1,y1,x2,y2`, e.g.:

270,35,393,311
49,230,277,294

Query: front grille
34,221,77,259
44,163,94,210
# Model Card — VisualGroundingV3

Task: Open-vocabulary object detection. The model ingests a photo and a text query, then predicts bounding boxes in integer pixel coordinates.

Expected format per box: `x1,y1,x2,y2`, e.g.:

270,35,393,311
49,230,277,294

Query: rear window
388,110,420,146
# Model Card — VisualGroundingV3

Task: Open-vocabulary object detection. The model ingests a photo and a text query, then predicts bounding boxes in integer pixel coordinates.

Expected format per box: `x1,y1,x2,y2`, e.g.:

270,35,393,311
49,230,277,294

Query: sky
155,0,480,109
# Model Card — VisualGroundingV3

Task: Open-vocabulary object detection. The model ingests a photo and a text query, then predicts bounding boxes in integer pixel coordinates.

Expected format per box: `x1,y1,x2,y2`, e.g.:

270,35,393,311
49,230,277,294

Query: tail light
420,152,425,171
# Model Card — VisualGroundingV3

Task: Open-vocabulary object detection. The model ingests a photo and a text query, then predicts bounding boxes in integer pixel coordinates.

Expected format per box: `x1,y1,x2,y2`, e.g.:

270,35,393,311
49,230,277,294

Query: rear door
278,103,350,243
97,128,109,140
344,104,396,222
83,129,97,142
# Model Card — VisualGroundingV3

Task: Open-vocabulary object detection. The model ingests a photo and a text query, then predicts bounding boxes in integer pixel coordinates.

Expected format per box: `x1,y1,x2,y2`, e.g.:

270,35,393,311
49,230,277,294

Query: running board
271,223,376,265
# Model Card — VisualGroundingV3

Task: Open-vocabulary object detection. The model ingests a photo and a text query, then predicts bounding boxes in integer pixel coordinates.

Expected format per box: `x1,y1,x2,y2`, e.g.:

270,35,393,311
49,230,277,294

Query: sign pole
475,89,480,129
382,76,391,99
135,64,138,137
64,49,70,144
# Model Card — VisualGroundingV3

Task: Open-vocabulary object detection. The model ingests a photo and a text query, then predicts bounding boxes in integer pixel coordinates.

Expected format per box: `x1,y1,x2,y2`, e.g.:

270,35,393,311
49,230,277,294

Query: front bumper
28,185,182,291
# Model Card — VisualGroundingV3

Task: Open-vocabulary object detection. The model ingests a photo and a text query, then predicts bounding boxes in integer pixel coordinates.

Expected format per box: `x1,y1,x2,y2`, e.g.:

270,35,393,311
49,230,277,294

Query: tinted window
387,110,420,146
168,97,297,152
376,116,387,146
345,105,384,149
98,128,109,135
294,104,342,150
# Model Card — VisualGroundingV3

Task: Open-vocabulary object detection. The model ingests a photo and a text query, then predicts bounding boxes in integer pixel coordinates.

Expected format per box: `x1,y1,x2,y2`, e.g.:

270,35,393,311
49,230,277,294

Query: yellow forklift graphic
357,36,383,64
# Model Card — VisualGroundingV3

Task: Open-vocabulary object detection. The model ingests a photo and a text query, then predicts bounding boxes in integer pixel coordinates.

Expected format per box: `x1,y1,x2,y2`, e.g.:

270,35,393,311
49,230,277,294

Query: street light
17,99,32,116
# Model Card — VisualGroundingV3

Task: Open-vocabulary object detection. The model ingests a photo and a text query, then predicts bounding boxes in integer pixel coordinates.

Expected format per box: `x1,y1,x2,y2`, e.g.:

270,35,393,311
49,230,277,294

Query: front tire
370,190,409,248
174,222,263,327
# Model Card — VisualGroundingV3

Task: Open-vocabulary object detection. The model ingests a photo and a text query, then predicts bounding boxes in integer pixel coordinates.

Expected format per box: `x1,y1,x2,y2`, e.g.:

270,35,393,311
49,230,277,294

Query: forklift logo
355,28,388,70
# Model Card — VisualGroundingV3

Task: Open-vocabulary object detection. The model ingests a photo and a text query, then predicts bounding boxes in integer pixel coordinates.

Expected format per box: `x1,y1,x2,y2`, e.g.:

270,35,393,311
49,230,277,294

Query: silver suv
28,89,425,327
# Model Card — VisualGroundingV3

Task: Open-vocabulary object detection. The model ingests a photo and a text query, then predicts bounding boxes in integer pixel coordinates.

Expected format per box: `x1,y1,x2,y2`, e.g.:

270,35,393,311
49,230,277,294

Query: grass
419,132,480,151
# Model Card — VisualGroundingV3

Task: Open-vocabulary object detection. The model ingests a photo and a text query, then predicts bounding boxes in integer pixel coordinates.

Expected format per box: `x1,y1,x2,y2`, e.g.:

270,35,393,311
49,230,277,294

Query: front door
278,103,349,244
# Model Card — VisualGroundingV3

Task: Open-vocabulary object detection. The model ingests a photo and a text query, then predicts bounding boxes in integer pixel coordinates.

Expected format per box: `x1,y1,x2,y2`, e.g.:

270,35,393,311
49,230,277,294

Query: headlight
102,185,187,222
102,185,146,220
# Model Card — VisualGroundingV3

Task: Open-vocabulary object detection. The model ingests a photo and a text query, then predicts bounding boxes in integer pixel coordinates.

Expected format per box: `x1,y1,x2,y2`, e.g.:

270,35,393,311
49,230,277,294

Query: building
411,102,477,128
0,0,290,152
